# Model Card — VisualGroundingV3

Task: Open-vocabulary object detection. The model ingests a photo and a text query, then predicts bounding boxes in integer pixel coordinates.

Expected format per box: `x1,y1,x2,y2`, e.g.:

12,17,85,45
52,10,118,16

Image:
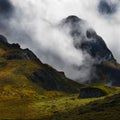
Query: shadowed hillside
0,34,81,100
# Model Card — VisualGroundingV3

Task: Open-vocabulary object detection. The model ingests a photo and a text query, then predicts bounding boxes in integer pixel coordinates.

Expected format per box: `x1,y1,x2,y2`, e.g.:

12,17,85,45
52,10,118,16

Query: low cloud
0,0,120,83
98,0,118,15
0,0,14,18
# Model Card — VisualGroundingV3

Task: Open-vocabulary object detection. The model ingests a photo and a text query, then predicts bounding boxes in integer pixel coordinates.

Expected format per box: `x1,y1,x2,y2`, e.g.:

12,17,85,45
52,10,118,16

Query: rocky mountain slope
62,15,120,86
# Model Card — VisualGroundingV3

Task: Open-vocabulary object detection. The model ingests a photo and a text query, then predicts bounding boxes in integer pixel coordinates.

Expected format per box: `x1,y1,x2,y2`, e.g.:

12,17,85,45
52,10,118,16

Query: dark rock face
64,15,82,24
79,87,107,98
11,43,20,49
63,16,85,40
81,35,115,62
86,29,96,39
0,35,40,61
61,15,120,86
63,16,116,63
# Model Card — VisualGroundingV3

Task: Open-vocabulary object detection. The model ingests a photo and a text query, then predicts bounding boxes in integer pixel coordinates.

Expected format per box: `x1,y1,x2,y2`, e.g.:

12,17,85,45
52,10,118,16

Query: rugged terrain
0,15,120,119
0,34,82,119
62,15,120,86
0,34,81,99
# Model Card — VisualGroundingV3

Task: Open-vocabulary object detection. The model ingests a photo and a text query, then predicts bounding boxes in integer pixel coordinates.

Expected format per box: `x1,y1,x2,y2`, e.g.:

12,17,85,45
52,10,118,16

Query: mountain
61,15,120,86
0,17,120,120
62,15,115,62
0,34,81,99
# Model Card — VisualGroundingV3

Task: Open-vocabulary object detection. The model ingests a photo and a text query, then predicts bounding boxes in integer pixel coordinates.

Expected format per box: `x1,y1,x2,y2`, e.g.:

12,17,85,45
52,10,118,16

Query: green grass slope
0,35,81,100
0,84,119,119
39,87,120,120
0,35,120,120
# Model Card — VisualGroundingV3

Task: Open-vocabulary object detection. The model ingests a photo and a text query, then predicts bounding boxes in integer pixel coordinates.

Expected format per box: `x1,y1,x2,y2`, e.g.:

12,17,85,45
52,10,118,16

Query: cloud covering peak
0,0,120,82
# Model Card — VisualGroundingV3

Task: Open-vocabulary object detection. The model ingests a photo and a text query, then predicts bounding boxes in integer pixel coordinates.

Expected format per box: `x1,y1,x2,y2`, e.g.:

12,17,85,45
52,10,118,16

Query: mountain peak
62,15,116,63
65,15,82,23
60,15,120,86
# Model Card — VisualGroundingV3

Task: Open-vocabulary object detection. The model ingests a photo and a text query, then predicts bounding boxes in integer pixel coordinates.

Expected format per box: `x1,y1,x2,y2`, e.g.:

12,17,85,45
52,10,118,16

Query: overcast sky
0,0,120,82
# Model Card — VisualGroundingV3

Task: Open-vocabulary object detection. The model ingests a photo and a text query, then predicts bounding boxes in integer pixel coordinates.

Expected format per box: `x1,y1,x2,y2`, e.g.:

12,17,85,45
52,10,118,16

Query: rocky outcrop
0,36,40,61
79,87,107,98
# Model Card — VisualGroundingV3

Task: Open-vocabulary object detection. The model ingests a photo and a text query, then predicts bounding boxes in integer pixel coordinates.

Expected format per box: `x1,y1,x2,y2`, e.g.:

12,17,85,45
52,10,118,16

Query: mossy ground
47,92,120,120
0,85,120,120
0,94,102,119
0,41,120,119
0,42,82,119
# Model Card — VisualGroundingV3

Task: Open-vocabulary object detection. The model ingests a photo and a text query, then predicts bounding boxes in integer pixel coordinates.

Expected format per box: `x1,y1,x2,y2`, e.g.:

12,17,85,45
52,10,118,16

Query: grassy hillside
0,35,84,119
0,84,120,119
0,35,120,120
0,35,82,100
38,86,120,120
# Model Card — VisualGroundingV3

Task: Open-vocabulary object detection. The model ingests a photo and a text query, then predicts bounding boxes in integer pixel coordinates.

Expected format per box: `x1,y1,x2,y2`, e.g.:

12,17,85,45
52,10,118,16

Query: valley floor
0,85,120,120
0,94,99,119
0,90,120,120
